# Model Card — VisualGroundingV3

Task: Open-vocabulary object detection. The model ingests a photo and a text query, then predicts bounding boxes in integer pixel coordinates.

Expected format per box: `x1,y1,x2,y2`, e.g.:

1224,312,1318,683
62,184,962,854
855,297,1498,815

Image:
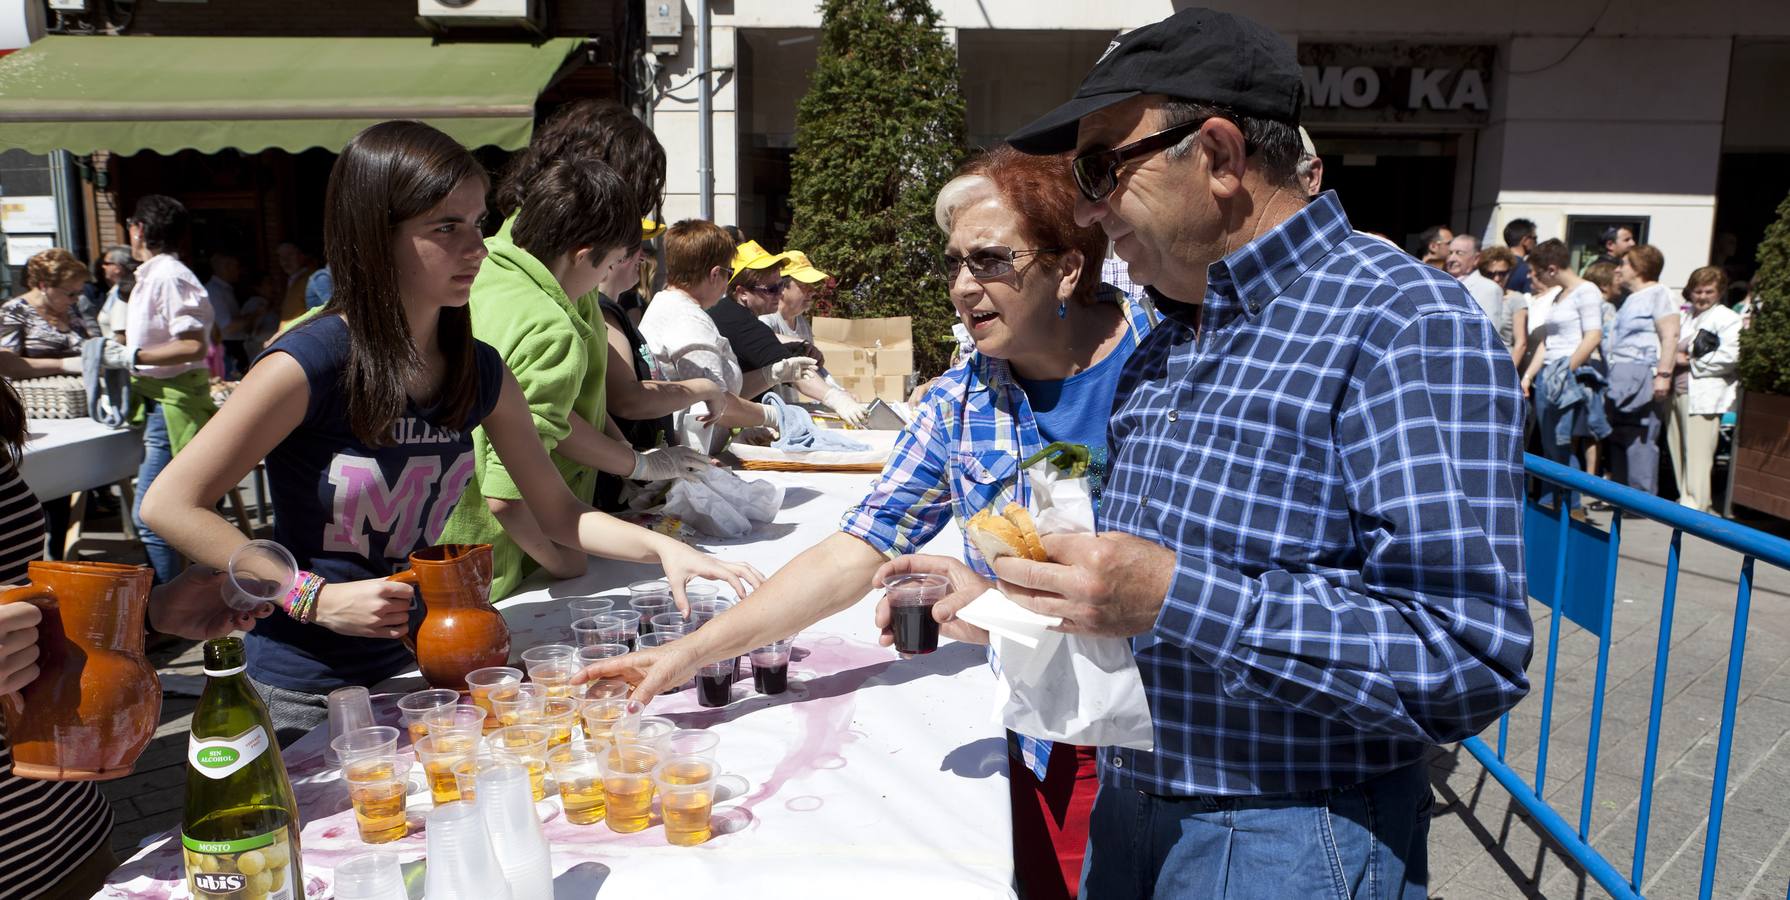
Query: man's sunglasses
743,283,781,297
939,245,1062,280
1071,117,1208,203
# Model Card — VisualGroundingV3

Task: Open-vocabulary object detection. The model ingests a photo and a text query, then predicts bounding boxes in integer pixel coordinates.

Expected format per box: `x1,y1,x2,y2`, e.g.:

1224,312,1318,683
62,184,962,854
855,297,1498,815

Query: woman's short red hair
937,145,1106,303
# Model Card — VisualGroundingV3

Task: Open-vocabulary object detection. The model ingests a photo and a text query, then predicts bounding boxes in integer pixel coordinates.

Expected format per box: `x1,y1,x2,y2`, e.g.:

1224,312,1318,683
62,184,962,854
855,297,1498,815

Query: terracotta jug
388,544,511,691
0,560,158,781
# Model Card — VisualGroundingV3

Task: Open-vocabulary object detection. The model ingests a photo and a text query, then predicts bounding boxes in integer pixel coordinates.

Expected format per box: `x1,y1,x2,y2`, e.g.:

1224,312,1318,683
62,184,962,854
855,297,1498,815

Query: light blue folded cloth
765,393,869,452
80,336,132,427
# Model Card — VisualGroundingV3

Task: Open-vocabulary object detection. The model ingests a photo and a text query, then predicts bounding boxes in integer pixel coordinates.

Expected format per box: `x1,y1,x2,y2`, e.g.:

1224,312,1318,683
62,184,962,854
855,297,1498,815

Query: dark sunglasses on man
1070,118,1209,203
939,245,1063,281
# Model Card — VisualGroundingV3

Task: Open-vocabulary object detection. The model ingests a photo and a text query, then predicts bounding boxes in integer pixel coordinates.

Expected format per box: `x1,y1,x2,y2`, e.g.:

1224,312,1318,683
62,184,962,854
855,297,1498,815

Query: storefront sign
0,196,57,234
1300,43,1494,125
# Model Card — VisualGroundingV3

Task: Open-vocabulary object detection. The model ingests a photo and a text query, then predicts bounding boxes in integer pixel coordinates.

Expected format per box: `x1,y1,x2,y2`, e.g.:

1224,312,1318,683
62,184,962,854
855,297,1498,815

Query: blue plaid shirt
841,293,1154,780
1098,191,1531,796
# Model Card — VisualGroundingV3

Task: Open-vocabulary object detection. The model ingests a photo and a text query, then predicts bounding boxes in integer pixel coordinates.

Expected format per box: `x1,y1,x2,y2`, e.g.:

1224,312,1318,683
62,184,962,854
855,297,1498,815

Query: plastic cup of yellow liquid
596,740,660,833
488,682,546,729
575,645,630,677
490,724,552,802
654,754,719,846
414,733,480,805
422,702,487,741
397,688,460,746
579,697,644,745
528,660,581,699
547,739,609,826
342,755,411,844
655,727,721,762
464,666,523,733
539,697,580,748
520,643,578,677
452,753,503,805
614,715,678,746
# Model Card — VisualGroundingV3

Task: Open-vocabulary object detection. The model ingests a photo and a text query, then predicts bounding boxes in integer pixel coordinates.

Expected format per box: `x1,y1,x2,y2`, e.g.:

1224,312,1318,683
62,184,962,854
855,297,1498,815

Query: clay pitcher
388,544,510,691
0,560,158,781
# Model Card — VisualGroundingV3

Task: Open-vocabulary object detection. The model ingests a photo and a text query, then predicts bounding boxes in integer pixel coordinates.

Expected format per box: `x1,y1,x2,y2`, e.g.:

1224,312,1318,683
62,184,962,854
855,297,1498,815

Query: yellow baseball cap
730,240,788,280
641,217,667,240
781,250,831,284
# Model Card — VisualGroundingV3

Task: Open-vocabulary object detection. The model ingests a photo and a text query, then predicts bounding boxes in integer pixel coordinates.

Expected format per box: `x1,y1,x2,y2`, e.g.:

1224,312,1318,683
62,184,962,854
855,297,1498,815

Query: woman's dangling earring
1057,299,1068,319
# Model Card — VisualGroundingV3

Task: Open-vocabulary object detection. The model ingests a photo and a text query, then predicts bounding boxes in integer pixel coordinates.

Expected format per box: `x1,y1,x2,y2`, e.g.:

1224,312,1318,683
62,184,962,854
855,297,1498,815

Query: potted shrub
1733,188,1790,520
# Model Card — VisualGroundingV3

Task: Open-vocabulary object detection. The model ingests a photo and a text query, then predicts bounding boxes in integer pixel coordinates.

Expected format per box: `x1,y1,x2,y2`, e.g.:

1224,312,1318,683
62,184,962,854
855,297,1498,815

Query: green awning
0,35,586,155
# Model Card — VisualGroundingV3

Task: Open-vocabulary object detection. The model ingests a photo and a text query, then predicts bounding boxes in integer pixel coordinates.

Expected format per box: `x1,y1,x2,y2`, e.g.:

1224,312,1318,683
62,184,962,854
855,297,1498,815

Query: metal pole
695,0,713,221
48,150,83,259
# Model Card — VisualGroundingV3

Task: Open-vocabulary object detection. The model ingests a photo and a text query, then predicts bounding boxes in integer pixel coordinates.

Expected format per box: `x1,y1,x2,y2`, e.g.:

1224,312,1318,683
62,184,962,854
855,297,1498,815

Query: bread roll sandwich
966,502,1048,563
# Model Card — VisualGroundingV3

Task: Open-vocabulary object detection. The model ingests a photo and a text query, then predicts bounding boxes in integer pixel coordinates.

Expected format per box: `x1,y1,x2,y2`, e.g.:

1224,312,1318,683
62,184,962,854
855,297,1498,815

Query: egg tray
13,375,88,420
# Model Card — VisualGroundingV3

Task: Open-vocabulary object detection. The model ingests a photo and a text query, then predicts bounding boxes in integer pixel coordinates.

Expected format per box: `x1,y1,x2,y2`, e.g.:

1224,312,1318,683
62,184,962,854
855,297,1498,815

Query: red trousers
1010,744,1101,899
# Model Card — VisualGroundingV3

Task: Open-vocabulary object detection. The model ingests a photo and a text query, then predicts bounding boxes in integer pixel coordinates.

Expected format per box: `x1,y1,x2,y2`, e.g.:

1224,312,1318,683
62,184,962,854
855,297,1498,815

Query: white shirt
759,311,812,344
1542,283,1603,365
639,287,743,451
1680,303,1743,415
1460,270,1505,336
126,253,214,379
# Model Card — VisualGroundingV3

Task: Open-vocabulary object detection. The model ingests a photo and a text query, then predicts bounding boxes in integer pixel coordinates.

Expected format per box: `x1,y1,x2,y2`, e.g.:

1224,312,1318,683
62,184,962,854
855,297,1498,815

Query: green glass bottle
181,637,304,900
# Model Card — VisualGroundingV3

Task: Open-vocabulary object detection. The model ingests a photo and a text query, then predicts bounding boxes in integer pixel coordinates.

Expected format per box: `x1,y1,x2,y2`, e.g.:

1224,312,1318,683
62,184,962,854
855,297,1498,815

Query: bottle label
188,726,270,781
182,827,296,900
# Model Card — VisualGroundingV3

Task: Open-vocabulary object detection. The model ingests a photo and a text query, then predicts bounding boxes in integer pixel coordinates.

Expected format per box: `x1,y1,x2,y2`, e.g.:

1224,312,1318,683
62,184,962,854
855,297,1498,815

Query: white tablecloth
98,471,1016,898
19,417,142,502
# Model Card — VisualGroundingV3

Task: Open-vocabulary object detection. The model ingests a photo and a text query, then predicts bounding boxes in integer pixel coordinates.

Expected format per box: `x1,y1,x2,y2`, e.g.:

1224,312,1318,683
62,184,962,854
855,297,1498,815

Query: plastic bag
662,467,783,538
956,445,1155,750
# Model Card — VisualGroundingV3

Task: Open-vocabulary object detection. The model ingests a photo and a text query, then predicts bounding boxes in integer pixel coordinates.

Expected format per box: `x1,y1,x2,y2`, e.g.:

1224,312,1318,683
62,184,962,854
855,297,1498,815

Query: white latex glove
629,446,712,482
100,340,137,371
762,356,819,385
758,402,781,428
824,388,869,427
57,356,83,374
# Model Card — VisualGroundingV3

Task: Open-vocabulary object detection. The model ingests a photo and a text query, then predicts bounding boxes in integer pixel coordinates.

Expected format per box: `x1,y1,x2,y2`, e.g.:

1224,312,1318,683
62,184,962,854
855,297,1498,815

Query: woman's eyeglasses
1486,268,1512,280
1071,118,1207,203
939,246,1063,281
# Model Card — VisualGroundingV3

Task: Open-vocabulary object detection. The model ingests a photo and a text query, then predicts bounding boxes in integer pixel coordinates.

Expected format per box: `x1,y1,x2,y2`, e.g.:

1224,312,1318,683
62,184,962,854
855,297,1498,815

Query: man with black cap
979,9,1532,896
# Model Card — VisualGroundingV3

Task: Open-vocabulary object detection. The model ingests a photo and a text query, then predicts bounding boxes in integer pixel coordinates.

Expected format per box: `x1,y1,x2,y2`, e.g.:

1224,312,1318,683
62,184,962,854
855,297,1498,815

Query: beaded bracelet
282,571,326,624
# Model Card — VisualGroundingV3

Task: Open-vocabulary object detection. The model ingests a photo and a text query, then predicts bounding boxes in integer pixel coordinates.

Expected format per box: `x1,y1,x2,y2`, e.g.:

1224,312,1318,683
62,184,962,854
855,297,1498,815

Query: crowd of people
1422,218,1749,515
0,3,1771,898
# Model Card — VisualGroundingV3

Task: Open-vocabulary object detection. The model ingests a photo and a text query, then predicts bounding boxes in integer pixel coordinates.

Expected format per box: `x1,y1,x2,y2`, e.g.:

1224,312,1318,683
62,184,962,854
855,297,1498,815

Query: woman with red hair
585,145,1153,898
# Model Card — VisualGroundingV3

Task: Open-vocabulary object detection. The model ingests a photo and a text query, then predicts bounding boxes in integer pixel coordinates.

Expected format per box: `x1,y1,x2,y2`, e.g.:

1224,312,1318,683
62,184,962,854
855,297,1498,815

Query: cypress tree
1740,188,1790,396
786,0,966,376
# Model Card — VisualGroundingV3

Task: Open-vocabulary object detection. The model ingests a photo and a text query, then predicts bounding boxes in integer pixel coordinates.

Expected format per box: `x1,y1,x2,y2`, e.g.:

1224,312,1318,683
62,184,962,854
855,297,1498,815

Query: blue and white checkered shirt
1098,191,1532,796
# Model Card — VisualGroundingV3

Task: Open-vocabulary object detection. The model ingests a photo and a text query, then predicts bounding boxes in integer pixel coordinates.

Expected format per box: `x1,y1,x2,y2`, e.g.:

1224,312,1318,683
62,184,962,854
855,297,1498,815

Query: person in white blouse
638,220,813,453
1522,239,1607,482
117,195,216,583
1668,266,1743,514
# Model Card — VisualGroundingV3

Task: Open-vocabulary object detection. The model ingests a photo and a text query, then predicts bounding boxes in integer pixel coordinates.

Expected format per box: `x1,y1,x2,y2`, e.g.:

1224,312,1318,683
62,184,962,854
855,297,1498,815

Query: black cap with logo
1007,7,1302,154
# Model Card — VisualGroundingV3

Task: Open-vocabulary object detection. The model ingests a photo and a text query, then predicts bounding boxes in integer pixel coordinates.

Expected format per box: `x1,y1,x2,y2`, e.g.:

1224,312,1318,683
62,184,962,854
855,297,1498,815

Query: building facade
0,0,630,293
656,0,1790,291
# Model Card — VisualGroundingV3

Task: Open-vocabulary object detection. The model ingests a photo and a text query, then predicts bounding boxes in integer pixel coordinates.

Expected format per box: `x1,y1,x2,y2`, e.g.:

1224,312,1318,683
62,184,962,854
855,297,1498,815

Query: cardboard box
812,316,915,376
811,338,873,376
835,374,910,404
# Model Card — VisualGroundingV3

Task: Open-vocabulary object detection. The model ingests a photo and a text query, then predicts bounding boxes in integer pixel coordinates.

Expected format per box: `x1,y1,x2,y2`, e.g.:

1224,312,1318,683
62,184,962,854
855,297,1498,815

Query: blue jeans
131,404,181,583
1079,760,1433,900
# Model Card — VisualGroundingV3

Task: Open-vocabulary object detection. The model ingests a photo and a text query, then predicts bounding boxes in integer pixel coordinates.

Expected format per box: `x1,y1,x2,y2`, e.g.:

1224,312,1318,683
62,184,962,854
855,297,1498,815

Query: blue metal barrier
1459,454,1790,899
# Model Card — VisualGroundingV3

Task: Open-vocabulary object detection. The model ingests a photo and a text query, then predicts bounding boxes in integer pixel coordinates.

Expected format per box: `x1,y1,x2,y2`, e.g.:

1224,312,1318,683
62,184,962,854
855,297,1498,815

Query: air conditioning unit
418,0,542,34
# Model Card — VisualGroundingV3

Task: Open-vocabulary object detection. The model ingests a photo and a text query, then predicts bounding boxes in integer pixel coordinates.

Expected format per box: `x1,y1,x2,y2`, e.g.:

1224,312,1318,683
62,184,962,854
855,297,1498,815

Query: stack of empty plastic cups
333,852,408,900
477,764,554,898
422,802,513,900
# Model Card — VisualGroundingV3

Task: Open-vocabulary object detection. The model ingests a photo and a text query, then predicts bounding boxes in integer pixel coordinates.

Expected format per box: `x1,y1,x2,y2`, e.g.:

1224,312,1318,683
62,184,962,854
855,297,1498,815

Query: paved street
63,500,1790,897
1428,509,1790,899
